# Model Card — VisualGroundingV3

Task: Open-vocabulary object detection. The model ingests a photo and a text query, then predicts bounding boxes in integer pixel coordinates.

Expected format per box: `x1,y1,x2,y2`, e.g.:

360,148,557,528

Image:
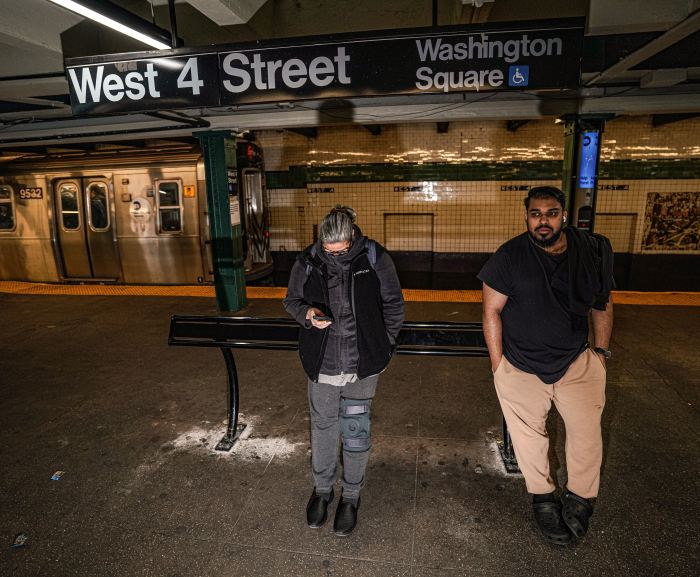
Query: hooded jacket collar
313,225,368,269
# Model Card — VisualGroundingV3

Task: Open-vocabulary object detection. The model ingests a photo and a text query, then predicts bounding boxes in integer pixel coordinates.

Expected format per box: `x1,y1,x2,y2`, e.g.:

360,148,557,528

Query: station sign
65,19,583,115
66,54,220,114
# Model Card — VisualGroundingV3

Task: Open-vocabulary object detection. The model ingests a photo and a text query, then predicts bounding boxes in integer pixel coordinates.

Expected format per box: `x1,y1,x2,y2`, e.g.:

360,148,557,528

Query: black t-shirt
478,232,588,384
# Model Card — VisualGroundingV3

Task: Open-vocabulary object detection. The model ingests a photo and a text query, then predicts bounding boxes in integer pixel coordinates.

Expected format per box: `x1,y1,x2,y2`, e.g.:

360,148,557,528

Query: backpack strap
305,244,317,277
367,239,377,269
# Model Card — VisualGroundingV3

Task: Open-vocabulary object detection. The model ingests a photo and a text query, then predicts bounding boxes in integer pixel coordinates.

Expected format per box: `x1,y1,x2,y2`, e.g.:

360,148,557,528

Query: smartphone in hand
313,314,332,322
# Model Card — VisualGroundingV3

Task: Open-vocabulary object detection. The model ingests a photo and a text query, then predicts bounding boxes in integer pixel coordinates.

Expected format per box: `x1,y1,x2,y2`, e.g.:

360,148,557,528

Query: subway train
0,136,272,284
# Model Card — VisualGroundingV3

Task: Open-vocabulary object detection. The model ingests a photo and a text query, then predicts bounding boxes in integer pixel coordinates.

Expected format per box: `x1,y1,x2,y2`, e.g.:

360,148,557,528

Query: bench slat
169,316,488,356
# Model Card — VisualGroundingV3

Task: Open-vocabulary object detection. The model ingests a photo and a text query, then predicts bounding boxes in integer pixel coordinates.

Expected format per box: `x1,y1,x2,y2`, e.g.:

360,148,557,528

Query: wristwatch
593,347,612,359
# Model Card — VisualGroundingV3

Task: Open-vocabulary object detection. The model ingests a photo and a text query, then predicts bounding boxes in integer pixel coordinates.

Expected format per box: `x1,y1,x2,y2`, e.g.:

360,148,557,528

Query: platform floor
0,293,698,577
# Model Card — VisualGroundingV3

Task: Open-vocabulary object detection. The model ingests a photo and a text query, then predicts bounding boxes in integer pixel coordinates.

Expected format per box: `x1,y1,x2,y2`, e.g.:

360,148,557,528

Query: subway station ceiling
0,0,699,151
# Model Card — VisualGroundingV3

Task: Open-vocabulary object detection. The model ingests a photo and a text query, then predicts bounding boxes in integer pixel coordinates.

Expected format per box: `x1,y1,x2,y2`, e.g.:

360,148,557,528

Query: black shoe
333,497,360,536
533,501,573,546
306,488,334,528
561,490,594,539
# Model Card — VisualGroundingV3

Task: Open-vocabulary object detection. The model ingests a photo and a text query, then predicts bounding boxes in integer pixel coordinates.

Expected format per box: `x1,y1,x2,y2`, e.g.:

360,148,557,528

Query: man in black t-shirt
479,186,614,546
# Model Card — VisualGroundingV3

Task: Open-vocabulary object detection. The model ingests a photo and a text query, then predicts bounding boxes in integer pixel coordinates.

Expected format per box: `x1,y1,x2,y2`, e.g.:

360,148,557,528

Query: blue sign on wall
578,131,599,189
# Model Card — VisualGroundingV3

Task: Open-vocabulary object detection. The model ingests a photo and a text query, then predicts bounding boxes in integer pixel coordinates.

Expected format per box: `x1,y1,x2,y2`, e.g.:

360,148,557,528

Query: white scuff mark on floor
123,414,303,492
120,454,168,495
170,414,304,461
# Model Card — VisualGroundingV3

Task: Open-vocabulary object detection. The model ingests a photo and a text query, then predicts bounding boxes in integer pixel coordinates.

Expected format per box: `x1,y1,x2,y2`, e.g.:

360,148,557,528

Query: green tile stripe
266,159,700,188
600,159,700,179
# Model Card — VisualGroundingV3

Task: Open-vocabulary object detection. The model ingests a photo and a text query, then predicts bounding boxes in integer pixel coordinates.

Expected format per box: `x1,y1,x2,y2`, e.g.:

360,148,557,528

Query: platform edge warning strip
1,281,698,305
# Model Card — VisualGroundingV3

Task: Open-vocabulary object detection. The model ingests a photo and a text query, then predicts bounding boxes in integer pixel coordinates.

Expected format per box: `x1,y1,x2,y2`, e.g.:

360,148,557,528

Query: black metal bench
168,316,519,473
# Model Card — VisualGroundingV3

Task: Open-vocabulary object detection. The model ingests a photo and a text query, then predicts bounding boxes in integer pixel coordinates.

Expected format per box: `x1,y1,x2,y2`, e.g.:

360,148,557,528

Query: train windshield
156,181,182,233
0,186,14,230
244,170,264,225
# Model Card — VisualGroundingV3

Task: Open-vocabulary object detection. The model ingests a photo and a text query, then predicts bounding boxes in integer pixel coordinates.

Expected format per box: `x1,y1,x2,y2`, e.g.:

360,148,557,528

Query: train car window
59,183,80,230
160,209,181,231
155,180,182,233
86,182,109,231
244,171,264,223
0,185,15,231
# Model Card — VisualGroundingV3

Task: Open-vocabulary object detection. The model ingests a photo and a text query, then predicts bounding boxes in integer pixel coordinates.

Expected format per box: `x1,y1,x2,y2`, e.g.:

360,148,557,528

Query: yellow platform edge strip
0,281,698,306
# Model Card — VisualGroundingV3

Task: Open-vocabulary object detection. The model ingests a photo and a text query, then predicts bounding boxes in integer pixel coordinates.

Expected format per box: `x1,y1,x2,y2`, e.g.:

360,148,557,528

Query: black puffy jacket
283,231,404,381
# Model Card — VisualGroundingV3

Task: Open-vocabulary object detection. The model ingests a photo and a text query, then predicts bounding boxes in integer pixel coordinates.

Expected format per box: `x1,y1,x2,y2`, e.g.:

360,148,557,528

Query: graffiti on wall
642,192,700,250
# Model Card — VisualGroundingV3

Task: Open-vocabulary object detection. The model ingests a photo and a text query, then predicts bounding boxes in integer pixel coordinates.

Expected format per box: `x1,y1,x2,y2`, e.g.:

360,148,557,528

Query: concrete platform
0,294,698,577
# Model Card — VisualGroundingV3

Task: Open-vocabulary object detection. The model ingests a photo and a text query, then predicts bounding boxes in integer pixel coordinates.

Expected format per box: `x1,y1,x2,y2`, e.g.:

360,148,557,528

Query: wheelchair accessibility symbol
508,65,529,87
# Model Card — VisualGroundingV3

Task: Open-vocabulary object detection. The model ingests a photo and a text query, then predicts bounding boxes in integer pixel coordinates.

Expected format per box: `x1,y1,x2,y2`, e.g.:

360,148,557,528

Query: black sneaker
532,500,573,545
306,488,334,528
333,497,360,536
561,490,594,539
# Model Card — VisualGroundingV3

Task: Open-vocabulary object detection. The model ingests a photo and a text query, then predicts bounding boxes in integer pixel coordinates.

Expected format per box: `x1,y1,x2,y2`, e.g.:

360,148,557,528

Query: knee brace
340,398,372,453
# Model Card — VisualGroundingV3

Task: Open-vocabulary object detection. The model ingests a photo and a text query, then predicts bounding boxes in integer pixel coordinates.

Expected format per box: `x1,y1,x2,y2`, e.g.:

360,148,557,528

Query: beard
528,226,562,248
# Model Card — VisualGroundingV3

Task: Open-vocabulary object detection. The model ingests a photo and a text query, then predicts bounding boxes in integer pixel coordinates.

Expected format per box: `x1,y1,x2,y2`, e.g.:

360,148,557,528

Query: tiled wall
259,116,700,255
261,121,565,169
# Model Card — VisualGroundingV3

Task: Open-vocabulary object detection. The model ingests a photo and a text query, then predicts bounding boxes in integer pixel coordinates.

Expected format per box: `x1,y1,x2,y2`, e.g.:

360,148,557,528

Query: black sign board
18,187,44,199
66,19,584,115
67,54,220,115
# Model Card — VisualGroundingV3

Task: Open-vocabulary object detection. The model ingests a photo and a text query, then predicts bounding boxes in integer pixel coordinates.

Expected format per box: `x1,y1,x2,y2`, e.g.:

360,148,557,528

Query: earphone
563,216,567,222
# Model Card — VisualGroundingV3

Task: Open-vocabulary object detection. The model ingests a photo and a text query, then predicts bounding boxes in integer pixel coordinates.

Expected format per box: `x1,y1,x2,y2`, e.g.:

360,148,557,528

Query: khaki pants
494,348,606,499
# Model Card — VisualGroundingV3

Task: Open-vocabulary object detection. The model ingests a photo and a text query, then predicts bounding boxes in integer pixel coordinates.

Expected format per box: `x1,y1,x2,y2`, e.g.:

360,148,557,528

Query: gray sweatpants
307,375,379,501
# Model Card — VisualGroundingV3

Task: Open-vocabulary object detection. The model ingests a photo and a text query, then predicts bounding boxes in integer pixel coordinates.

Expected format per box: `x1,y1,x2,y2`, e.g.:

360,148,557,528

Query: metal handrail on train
168,316,519,473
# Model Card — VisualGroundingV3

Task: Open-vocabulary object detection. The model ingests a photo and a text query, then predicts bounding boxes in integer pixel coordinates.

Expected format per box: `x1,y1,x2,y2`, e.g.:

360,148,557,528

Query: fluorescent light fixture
47,0,171,50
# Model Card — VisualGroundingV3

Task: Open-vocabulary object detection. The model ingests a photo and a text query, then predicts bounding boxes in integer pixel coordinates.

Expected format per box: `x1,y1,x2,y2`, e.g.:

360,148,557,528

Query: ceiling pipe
167,0,183,48
147,111,210,128
586,9,700,86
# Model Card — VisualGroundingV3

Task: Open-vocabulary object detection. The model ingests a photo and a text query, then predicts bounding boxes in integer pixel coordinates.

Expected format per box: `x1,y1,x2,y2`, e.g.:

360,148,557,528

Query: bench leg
498,416,521,474
215,347,247,451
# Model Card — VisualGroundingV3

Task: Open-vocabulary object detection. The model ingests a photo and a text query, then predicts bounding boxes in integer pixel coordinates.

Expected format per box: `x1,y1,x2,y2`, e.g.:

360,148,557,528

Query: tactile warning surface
0,281,698,305
0,281,216,297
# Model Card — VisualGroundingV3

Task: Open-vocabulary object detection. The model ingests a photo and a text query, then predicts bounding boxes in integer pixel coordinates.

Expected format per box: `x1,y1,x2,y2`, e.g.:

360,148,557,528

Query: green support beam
196,130,247,312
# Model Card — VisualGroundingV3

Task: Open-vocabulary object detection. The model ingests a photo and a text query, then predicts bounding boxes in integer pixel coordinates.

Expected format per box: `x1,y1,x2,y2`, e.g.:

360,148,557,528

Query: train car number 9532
19,188,43,199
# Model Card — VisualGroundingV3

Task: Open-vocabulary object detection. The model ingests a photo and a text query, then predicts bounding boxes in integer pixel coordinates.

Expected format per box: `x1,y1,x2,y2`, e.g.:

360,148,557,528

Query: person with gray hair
318,205,357,244
284,205,404,536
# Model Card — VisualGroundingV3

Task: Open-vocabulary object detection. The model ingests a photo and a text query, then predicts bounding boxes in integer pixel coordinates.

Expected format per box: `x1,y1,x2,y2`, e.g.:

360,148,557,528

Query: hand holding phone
308,308,332,328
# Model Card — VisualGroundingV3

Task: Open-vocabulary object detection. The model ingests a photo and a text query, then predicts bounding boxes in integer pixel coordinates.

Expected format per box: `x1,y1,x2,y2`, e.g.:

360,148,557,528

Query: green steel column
561,117,579,215
197,130,247,312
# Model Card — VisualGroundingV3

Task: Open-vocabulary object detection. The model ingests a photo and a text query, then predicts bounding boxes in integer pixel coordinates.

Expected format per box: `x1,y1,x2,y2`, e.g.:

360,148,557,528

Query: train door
53,177,122,280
